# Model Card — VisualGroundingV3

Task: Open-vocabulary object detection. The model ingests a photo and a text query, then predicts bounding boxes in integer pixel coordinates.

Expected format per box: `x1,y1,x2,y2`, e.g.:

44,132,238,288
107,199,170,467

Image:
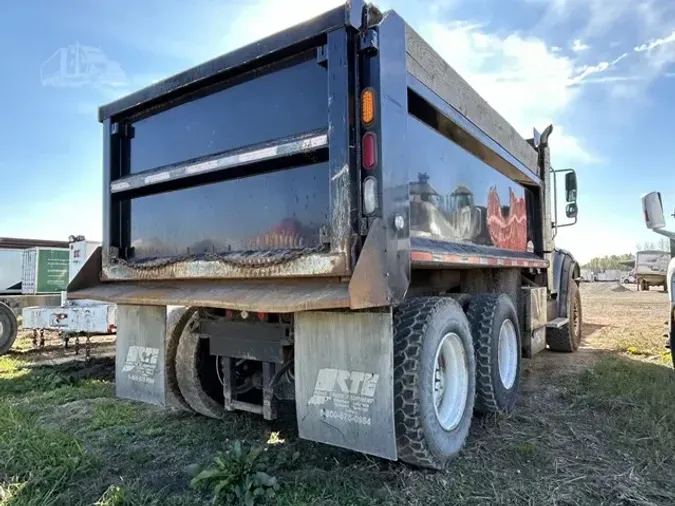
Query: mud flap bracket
294,310,396,460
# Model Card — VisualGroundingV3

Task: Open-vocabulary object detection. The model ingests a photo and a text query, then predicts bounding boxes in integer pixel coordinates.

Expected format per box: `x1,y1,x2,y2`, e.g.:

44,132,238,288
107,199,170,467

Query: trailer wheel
176,312,224,419
466,294,521,414
394,297,476,470
547,280,582,352
0,302,18,356
166,307,197,412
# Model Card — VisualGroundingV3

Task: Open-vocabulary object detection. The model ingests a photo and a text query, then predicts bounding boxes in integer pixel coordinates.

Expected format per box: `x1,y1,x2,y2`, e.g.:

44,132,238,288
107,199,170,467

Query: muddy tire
466,294,521,414
0,303,18,356
394,297,476,470
547,281,582,352
176,312,224,419
166,307,197,412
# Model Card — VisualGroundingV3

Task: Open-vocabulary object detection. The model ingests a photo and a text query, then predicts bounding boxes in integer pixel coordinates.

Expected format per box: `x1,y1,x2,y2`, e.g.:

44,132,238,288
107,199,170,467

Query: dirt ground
0,284,673,506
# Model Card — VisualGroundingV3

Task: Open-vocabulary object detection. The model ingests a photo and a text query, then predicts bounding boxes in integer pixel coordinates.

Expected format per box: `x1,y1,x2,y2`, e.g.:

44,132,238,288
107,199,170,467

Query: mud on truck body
69,0,582,469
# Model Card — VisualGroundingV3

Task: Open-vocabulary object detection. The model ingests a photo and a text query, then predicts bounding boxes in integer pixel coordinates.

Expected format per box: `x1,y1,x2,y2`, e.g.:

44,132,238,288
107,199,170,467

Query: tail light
361,88,375,125
362,133,377,170
363,177,378,215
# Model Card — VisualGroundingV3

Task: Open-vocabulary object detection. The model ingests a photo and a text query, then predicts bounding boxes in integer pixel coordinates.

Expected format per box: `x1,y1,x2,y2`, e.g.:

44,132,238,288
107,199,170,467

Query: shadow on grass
0,356,115,398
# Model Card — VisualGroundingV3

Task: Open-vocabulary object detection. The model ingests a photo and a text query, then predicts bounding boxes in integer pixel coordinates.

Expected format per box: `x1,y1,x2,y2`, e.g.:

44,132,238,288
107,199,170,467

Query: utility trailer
22,238,117,358
635,250,669,292
70,0,583,469
0,237,69,355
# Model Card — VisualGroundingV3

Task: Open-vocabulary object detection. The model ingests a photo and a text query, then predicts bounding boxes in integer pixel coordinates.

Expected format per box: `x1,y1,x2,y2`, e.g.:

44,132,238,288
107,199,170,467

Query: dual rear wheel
393,294,521,469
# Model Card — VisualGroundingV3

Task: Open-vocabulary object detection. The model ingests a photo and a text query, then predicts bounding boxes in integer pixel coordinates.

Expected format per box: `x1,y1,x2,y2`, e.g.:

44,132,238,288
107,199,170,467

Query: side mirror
565,172,577,203
642,191,666,230
566,203,578,219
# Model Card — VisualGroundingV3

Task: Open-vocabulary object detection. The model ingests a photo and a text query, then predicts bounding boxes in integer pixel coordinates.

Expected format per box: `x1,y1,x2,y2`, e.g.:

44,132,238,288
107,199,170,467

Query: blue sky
1,0,675,263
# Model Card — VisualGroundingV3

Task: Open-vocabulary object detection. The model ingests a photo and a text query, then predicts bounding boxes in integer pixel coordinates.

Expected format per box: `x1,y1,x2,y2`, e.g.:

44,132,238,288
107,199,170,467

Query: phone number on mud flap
323,410,371,426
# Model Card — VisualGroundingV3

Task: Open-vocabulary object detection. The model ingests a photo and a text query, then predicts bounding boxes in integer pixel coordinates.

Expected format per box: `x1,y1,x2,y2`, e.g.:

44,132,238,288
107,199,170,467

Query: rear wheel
0,303,18,356
176,311,224,419
467,294,521,414
166,307,197,412
393,297,476,470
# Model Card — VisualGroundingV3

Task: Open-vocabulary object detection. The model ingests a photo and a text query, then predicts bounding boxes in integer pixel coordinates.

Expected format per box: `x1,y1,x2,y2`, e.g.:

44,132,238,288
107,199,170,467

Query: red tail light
362,133,377,170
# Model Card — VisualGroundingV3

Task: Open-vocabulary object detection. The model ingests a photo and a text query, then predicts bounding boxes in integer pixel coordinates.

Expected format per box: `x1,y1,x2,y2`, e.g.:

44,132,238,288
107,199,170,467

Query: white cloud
634,30,675,52
571,39,590,52
421,21,607,165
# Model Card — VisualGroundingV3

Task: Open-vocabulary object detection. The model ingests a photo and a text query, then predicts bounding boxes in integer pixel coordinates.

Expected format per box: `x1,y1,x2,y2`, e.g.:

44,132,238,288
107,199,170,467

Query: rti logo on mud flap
122,346,160,385
308,368,379,406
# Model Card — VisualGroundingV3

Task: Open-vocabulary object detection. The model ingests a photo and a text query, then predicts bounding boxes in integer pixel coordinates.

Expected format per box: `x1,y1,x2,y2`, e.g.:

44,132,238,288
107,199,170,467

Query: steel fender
553,248,580,318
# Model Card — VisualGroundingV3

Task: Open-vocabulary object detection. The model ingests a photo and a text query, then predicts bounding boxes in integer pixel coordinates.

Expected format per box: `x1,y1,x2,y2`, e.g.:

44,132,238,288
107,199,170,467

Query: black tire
466,293,521,414
393,297,476,470
448,293,471,311
0,302,18,356
547,281,582,352
165,307,197,412
176,312,224,419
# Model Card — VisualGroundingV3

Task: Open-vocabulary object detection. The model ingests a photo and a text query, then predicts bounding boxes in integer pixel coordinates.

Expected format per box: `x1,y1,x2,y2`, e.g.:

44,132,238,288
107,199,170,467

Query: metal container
21,248,69,294
0,248,24,293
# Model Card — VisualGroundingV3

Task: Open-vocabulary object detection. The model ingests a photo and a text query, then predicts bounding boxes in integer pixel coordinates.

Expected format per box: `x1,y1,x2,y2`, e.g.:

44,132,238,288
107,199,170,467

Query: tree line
582,238,671,271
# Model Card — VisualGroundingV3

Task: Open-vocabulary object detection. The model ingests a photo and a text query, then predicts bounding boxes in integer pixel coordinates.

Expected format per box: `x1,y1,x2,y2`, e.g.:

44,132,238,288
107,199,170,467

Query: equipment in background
22,237,116,359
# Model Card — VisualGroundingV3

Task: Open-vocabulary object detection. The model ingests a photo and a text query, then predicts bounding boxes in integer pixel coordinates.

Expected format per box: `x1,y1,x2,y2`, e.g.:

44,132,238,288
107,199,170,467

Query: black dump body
70,1,550,312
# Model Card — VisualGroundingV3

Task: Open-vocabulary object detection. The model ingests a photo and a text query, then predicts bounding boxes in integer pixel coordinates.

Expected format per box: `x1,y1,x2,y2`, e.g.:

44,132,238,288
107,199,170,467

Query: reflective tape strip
110,132,329,194
410,250,548,269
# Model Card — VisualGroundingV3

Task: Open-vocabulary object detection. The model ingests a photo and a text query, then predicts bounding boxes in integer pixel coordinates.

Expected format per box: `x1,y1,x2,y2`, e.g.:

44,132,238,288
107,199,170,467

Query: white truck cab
641,191,675,366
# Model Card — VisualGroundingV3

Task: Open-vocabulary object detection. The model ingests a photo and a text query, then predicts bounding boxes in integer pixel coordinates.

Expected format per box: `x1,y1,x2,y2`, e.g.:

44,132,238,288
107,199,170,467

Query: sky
1,0,675,263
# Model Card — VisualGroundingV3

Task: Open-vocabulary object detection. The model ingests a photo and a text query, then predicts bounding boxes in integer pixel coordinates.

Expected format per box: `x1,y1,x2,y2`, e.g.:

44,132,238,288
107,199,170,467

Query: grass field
0,284,673,505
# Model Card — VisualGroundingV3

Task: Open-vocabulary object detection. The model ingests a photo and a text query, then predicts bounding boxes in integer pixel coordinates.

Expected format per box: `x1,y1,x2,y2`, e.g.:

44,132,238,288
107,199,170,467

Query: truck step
546,317,569,329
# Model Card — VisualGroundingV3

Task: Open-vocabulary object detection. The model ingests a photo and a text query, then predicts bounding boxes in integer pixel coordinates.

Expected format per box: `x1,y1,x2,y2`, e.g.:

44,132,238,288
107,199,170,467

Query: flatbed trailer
70,0,583,469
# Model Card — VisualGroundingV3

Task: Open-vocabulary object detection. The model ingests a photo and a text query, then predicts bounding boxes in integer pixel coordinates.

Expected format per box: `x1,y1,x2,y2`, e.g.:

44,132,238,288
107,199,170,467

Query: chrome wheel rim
498,319,518,389
0,320,4,338
433,332,469,431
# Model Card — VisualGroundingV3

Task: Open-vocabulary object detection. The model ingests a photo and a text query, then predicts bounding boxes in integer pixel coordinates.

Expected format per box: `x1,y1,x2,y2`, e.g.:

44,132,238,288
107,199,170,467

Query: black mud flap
294,311,396,460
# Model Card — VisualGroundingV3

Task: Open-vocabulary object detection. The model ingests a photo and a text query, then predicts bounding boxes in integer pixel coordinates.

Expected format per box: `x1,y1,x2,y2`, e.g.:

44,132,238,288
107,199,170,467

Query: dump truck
635,250,669,292
641,192,675,367
69,0,583,469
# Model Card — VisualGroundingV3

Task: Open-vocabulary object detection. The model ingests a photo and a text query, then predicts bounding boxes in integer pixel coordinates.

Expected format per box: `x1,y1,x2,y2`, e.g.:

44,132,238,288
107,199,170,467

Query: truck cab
641,191,675,366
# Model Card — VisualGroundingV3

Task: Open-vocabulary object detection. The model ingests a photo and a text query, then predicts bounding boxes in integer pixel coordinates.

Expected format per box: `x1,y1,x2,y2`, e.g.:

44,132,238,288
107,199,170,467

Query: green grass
0,343,673,505
0,399,89,506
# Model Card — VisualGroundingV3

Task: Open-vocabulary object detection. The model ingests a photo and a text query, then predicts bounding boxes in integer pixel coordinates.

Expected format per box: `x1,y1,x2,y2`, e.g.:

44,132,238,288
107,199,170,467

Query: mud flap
295,311,396,460
116,305,168,406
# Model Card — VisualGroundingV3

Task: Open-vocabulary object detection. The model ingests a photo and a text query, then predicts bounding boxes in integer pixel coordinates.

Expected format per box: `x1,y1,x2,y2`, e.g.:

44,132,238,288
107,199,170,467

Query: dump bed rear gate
101,9,358,283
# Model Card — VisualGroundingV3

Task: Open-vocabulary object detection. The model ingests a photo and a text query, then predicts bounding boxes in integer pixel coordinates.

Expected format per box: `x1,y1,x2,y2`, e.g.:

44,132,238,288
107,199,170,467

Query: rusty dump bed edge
68,279,351,314
69,242,547,312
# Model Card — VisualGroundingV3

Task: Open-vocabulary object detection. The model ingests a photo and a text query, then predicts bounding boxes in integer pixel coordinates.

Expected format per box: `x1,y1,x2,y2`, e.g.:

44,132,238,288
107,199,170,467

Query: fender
667,258,675,337
552,248,580,318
